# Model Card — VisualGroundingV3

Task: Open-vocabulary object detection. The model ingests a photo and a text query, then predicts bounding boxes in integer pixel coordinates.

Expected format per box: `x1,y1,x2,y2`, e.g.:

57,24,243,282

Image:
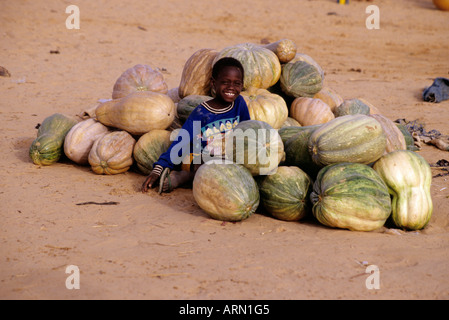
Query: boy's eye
221,81,242,87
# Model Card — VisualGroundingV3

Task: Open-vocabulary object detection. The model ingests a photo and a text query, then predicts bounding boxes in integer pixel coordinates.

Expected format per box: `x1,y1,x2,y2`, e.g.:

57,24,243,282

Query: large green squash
280,59,323,98
280,117,301,128
226,120,284,176
214,43,281,90
311,162,392,231
192,161,259,221
308,114,387,166
395,123,418,151
278,126,303,145
284,125,322,178
334,98,371,117
133,129,172,175
29,113,78,165
176,94,212,124
258,166,312,221
373,150,433,230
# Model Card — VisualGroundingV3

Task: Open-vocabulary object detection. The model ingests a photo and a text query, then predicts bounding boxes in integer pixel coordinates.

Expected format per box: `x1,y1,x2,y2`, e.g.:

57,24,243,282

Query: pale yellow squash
241,87,288,129
313,87,344,113
178,48,218,99
112,64,168,99
95,91,175,135
64,118,111,165
369,114,406,154
262,39,297,63
88,131,136,175
290,97,334,126
373,150,433,230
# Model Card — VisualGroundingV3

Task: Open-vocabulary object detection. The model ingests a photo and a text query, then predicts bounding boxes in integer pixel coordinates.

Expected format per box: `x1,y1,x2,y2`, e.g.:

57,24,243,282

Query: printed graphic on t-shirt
202,116,240,157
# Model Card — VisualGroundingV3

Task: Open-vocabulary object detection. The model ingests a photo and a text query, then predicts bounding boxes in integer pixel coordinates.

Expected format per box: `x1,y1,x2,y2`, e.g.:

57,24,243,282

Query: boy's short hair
212,57,245,80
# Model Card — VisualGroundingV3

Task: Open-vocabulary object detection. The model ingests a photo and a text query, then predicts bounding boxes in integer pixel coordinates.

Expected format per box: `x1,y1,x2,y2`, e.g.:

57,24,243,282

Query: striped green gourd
176,94,212,124
192,161,259,221
278,126,303,145
226,120,284,176
311,162,392,231
308,114,386,166
284,124,322,178
373,150,433,230
29,113,78,166
133,129,172,175
280,59,323,98
334,98,371,117
258,166,312,221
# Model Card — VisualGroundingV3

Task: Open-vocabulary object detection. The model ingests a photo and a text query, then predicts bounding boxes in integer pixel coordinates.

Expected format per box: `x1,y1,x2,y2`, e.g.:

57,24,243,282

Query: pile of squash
29,39,433,232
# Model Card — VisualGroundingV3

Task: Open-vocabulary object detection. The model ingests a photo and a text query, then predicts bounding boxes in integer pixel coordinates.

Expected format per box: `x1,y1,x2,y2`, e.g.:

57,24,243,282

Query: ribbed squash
29,113,78,166
396,123,418,151
240,87,288,129
290,97,335,126
311,162,392,231
280,117,301,128
369,114,406,154
373,150,433,230
258,166,312,221
112,64,168,99
284,125,322,178
177,94,212,124
334,98,372,117
192,161,259,221
96,91,175,135
278,126,304,145
280,58,324,98
133,130,172,175
214,43,281,90
226,120,284,176
88,131,136,175
64,118,111,165
178,48,218,99
337,98,380,116
360,98,381,114
262,39,297,63
308,114,387,166
292,53,325,77
313,87,344,113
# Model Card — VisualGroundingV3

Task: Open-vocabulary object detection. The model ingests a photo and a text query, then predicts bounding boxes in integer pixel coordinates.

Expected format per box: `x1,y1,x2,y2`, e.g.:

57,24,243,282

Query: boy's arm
154,116,195,169
141,113,197,192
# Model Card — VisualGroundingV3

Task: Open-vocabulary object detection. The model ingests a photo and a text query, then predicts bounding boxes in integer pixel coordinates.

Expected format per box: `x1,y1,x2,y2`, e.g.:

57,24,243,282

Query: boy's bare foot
160,170,195,193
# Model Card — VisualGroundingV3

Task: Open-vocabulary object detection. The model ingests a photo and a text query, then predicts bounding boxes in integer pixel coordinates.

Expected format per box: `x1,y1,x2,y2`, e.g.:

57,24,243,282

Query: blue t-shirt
154,95,251,170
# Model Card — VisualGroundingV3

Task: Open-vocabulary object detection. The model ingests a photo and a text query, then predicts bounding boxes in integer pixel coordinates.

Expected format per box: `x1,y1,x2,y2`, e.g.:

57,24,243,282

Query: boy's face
212,66,244,104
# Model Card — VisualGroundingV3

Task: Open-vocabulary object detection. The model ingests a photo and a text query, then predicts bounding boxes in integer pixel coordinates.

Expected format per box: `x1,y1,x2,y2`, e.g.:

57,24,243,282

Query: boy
141,57,251,194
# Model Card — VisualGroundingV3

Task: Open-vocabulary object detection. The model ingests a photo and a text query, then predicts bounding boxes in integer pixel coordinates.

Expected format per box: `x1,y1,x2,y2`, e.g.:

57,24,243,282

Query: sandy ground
1,0,449,300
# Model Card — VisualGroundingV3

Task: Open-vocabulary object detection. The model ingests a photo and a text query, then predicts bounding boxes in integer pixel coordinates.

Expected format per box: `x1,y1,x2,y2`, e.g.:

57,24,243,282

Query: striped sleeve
151,164,164,176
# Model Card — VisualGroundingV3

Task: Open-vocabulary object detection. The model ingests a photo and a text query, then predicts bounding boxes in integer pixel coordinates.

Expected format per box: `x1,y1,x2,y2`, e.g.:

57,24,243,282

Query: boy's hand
141,172,160,193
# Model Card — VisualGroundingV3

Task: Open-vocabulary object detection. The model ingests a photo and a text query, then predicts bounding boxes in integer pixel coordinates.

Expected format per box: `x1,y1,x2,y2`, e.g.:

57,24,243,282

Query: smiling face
211,66,244,108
